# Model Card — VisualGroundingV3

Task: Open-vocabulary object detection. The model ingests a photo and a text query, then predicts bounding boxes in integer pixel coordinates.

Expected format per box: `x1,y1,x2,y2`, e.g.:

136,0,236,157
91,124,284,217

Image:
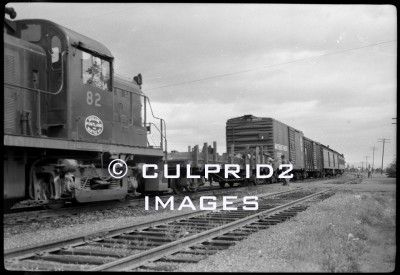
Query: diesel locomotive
4,8,168,207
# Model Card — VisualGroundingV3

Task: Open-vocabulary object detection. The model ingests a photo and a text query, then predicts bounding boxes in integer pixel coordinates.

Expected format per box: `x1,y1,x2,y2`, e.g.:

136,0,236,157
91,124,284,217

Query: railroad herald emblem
84,115,103,136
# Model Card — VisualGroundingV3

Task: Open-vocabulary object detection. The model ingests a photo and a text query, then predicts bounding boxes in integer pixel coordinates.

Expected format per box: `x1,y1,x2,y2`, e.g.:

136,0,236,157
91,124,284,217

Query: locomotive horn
133,73,142,86
5,7,17,19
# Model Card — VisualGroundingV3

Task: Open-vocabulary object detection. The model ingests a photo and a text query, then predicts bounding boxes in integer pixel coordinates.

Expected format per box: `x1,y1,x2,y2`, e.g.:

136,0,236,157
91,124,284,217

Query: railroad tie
36,253,114,265
158,254,206,263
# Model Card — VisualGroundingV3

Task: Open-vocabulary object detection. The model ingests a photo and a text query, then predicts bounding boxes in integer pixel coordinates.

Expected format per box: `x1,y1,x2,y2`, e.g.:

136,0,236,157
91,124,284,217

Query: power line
143,40,396,91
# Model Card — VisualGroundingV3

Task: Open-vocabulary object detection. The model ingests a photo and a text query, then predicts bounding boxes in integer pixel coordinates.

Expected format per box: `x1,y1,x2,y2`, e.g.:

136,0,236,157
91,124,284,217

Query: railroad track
5,184,223,213
4,187,335,271
4,174,353,226
4,184,229,225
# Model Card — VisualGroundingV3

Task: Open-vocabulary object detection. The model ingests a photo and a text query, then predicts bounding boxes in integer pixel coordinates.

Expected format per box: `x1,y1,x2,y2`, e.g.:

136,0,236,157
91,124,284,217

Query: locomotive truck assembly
3,7,345,207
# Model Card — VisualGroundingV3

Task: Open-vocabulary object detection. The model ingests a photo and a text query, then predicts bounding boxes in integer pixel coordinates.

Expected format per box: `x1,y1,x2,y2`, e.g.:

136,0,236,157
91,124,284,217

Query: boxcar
321,145,344,175
303,137,325,177
303,137,314,172
313,141,325,176
226,115,305,178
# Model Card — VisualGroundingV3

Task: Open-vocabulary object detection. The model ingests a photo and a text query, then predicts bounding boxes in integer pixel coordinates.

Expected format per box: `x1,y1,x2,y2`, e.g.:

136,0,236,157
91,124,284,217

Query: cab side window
48,34,63,93
51,36,61,66
81,51,111,91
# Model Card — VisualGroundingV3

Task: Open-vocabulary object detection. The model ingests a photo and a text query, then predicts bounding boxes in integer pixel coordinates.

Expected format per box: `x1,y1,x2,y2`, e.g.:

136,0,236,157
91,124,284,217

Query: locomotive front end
4,9,168,207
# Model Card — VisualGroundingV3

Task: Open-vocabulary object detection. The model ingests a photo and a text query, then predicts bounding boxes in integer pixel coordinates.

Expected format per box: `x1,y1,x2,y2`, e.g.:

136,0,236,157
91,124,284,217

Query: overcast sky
8,3,397,168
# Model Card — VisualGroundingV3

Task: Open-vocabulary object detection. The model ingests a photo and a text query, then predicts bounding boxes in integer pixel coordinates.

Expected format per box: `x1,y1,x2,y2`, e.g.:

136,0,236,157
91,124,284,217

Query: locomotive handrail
146,121,166,145
112,76,166,145
145,96,167,152
145,120,167,153
123,91,167,153
4,51,66,96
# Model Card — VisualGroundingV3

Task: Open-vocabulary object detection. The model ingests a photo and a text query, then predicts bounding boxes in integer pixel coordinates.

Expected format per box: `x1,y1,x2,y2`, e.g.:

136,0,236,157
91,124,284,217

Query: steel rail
6,172,353,215
4,187,303,260
92,189,331,271
4,177,299,216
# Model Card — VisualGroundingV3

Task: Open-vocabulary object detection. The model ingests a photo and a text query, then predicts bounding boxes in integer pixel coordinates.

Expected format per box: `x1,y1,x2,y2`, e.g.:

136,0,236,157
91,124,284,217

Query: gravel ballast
4,175,356,251
176,177,396,272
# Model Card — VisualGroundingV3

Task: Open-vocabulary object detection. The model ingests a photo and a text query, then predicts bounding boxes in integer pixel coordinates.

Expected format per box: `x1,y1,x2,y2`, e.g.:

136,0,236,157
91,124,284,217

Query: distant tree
385,159,396,178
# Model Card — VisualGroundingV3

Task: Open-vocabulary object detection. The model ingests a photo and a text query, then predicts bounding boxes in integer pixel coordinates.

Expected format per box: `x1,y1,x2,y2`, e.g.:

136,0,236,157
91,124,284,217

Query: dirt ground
177,176,396,272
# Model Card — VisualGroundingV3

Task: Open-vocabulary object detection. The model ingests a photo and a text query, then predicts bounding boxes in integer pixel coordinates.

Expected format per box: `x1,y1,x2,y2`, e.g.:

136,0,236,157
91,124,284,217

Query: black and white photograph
2,2,397,272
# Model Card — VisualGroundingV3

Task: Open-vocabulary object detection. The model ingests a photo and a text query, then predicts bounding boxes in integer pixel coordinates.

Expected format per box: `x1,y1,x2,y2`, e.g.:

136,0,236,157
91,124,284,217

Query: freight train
167,115,345,193
3,8,345,205
3,8,168,207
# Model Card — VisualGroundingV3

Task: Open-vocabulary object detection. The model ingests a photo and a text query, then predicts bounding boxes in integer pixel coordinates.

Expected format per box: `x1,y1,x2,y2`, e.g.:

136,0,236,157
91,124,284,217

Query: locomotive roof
15,19,113,60
114,75,143,95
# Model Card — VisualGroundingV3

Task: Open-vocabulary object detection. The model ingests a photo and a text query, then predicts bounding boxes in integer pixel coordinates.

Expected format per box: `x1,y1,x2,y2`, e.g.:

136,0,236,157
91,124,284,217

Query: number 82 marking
87,91,101,107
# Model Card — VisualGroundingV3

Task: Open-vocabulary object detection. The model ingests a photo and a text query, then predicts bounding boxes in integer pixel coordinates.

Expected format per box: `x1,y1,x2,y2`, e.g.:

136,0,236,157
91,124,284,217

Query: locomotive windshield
81,50,111,91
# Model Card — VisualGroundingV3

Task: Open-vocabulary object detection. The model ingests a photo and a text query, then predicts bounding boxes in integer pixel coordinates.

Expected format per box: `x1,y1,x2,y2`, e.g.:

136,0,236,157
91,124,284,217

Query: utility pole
365,156,369,169
378,138,390,174
371,145,377,170
392,118,396,160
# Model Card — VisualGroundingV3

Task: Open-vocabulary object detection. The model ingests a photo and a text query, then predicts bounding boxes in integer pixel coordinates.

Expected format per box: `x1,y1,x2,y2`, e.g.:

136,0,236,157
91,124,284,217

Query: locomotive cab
5,19,68,137
8,19,115,141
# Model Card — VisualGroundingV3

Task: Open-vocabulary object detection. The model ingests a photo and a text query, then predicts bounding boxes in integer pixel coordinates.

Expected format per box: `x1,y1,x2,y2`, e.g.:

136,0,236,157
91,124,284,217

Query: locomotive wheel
33,177,55,201
186,186,198,192
46,199,66,209
118,196,127,202
243,178,255,186
186,178,199,193
267,176,275,184
170,178,186,194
